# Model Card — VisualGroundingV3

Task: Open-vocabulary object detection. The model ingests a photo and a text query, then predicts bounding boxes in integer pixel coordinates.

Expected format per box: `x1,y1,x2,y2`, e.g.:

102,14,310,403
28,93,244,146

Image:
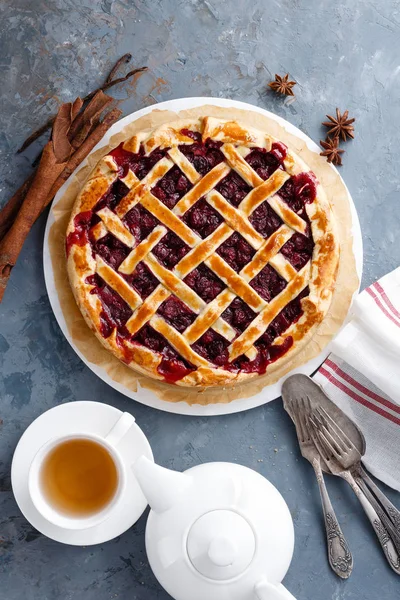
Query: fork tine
316,407,348,452
318,406,358,452
309,416,338,459
308,417,332,464
318,429,343,462
322,427,348,460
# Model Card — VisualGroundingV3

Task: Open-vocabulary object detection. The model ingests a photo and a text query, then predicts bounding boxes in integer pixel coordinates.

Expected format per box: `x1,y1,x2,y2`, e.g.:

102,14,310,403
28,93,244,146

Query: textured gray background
1,1,400,599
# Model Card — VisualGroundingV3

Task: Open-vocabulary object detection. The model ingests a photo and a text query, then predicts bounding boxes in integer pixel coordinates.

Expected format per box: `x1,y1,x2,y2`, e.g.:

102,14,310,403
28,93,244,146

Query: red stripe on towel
325,358,400,415
318,366,400,426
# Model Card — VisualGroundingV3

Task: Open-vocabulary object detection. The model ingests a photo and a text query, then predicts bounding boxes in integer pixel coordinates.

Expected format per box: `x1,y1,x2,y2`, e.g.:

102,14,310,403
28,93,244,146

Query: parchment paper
49,104,359,405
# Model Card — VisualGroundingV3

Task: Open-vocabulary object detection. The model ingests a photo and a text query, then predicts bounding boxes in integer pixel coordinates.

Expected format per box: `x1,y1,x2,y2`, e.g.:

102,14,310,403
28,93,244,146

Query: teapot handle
254,580,296,600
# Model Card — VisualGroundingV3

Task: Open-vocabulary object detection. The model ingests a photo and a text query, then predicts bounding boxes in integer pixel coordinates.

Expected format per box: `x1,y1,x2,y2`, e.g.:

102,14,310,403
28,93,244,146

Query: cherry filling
228,337,294,375
153,230,190,269
278,172,317,214
157,295,196,332
151,165,192,209
179,133,224,175
250,264,287,302
256,287,309,348
221,297,257,333
280,232,314,270
66,211,93,256
86,274,133,338
109,143,167,180
245,142,287,180
216,171,251,207
183,264,225,302
94,179,129,212
182,198,223,238
123,262,159,299
216,232,255,272
192,330,230,366
132,324,195,383
94,234,130,270
123,204,159,243
249,201,283,238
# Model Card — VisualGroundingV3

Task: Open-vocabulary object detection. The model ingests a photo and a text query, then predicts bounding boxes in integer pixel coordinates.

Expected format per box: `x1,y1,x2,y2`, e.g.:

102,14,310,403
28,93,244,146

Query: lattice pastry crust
66,117,339,387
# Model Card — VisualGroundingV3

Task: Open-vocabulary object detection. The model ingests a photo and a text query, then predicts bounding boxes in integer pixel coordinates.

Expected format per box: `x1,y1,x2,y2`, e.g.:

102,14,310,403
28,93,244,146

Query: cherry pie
66,117,339,387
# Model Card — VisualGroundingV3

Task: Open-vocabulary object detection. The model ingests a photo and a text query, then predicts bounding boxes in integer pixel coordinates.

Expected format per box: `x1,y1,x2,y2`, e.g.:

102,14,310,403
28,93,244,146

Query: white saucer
11,401,153,545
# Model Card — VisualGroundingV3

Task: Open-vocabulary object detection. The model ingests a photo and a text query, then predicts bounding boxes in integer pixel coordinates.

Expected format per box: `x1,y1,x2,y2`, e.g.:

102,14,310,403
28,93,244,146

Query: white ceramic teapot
133,457,296,600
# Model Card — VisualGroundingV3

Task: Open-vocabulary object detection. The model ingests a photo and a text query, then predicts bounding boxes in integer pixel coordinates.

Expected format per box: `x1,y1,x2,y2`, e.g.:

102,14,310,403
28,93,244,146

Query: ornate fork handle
354,475,400,553
311,457,353,578
357,466,400,532
341,470,400,574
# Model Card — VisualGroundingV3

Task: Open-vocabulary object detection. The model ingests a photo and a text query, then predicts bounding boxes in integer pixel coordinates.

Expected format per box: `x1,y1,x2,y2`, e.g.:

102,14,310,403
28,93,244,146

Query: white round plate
11,401,153,545
43,97,363,416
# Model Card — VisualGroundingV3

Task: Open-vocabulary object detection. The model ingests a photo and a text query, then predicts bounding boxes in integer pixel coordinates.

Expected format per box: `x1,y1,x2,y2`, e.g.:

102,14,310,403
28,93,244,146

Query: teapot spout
133,455,192,513
254,580,296,600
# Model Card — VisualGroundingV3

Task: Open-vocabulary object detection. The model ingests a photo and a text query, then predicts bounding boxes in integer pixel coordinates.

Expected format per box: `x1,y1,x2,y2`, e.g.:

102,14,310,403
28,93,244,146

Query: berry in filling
151,165,192,209
245,142,287,180
123,204,159,243
157,295,196,332
249,200,283,238
94,179,129,212
180,129,202,142
250,264,287,302
123,262,159,299
182,198,223,238
179,135,224,175
221,297,257,333
278,172,317,214
184,264,225,302
215,171,251,207
153,230,190,269
94,234,130,270
192,330,229,366
133,324,194,383
216,232,255,272
109,143,167,180
86,274,133,338
280,232,314,270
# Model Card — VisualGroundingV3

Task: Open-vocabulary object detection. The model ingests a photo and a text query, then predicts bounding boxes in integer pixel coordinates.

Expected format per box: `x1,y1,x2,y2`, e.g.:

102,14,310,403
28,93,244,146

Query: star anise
320,136,345,166
322,108,355,142
268,73,296,96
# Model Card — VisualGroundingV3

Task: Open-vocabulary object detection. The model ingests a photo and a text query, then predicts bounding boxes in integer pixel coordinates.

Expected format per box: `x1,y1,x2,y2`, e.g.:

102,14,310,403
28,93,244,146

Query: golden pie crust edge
66,116,339,388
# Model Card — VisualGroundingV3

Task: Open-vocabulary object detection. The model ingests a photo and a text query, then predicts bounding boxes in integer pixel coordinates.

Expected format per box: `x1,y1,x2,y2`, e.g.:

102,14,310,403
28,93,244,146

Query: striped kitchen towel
314,267,400,492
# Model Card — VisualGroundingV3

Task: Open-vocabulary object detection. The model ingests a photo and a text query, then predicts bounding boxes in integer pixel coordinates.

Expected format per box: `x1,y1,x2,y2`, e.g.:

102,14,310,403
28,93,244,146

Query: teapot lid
187,509,255,580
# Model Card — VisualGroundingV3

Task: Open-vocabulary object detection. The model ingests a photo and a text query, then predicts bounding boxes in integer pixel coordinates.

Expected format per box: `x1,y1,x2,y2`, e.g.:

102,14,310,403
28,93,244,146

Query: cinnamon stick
0,106,122,300
68,90,113,148
43,107,122,210
0,143,66,300
17,62,146,153
0,174,35,241
52,101,75,162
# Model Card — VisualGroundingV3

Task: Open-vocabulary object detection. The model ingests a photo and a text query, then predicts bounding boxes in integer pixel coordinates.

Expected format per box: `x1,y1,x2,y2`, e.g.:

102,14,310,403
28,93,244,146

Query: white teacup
28,411,135,530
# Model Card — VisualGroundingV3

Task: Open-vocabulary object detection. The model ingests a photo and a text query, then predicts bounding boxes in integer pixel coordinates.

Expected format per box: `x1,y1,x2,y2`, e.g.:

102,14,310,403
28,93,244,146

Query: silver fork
308,413,400,574
315,406,400,537
288,397,353,578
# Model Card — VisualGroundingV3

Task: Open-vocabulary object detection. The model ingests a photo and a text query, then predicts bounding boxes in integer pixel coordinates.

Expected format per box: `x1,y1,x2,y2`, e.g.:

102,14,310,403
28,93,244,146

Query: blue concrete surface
0,1,399,599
